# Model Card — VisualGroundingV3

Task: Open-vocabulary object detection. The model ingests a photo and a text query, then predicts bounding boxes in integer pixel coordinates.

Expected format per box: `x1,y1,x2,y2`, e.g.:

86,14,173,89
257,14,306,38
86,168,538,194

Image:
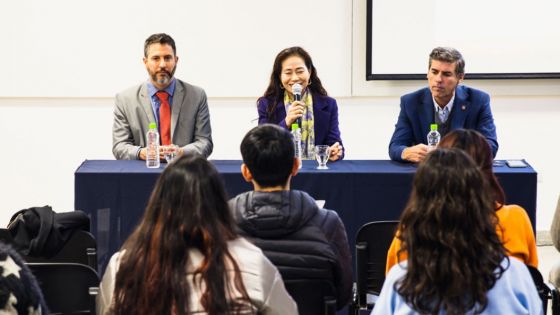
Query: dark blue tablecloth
75,159,537,274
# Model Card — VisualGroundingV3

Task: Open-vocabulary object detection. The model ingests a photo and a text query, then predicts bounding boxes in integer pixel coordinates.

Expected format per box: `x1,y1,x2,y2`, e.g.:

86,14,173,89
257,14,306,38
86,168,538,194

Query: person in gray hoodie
229,124,352,311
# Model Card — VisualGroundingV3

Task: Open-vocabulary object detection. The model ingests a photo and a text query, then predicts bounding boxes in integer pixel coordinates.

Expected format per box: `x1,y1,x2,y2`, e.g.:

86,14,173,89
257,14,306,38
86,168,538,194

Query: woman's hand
328,142,343,161
284,101,305,127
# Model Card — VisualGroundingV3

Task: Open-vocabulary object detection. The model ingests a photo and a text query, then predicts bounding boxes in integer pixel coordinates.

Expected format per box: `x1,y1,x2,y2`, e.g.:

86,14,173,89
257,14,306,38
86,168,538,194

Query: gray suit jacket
112,79,213,160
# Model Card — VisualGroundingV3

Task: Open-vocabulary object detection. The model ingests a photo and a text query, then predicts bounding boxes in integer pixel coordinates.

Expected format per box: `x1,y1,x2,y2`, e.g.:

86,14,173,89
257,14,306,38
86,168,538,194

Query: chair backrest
27,262,99,314
354,220,399,309
528,264,550,314
284,279,337,315
26,230,98,270
0,228,97,270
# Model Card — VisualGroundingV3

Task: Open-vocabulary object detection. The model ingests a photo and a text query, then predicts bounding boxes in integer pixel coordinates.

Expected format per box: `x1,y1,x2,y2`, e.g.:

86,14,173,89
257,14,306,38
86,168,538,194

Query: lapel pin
461,105,466,111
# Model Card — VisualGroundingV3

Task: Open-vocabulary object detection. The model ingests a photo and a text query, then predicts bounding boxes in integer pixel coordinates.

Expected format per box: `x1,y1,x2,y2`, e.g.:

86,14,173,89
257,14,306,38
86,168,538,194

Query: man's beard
152,66,176,85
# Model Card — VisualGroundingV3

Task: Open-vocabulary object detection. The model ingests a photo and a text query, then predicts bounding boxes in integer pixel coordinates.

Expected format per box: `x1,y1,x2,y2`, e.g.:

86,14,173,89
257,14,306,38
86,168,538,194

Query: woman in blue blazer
257,46,344,161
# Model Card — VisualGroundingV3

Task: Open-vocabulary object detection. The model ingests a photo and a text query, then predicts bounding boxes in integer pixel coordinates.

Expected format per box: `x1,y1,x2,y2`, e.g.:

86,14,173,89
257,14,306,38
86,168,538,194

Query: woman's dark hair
438,128,505,207
396,148,507,315
112,154,252,315
258,46,328,121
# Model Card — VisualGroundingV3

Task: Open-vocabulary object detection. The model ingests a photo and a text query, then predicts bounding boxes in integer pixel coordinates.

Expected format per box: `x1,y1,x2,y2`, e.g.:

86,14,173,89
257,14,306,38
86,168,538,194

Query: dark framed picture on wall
366,0,560,80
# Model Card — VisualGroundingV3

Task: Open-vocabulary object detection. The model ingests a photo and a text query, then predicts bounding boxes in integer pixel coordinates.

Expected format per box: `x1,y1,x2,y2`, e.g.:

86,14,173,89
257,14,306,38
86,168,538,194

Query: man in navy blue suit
388,47,498,162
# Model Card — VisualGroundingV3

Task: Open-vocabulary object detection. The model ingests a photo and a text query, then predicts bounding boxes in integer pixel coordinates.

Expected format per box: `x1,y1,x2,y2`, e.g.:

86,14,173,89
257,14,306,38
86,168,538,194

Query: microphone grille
292,83,302,95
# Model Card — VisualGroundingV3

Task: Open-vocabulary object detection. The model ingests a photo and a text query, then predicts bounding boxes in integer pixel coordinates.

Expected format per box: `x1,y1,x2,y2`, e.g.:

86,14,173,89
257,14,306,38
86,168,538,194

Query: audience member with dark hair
386,129,538,272
258,46,344,161
229,124,352,310
0,242,47,315
97,154,296,315
374,149,542,315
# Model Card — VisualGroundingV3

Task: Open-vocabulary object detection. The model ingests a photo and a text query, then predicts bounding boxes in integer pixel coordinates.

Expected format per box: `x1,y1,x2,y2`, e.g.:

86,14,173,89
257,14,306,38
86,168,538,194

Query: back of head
0,241,46,314
397,148,506,315
429,47,465,76
113,154,251,315
241,124,294,188
439,129,505,205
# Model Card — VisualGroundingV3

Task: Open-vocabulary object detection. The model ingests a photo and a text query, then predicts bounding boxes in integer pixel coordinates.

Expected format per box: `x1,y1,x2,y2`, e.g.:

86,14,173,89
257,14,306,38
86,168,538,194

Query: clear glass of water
315,145,331,170
163,144,179,164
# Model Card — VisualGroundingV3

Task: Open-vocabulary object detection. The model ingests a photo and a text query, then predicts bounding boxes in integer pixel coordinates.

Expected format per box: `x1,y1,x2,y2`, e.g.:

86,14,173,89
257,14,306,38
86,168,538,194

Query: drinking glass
163,144,179,164
314,145,330,170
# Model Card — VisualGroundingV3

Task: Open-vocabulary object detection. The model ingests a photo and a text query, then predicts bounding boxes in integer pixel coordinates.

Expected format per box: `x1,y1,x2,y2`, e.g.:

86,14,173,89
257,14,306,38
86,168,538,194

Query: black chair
527,264,560,315
284,279,337,315
27,262,99,314
0,227,99,313
0,228,97,270
349,220,399,315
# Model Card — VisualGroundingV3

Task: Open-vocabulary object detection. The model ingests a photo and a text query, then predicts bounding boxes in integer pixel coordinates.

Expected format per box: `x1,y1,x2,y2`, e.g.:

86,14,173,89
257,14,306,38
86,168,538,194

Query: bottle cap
430,124,438,131
291,123,299,131
149,122,157,130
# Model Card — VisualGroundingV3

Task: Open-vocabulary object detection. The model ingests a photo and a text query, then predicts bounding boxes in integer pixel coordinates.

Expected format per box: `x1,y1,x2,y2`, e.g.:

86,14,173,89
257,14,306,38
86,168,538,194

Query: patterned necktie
439,106,449,123
156,91,171,145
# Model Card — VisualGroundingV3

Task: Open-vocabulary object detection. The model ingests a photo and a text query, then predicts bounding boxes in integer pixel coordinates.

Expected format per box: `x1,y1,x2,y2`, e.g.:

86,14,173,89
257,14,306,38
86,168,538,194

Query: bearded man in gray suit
112,33,213,160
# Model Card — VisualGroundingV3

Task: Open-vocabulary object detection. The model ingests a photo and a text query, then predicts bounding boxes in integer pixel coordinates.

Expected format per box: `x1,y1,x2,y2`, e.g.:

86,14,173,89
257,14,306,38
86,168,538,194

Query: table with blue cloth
74,159,537,273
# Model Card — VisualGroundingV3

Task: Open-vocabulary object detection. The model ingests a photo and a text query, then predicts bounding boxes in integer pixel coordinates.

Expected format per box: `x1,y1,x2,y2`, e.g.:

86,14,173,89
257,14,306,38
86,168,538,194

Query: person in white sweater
96,154,297,315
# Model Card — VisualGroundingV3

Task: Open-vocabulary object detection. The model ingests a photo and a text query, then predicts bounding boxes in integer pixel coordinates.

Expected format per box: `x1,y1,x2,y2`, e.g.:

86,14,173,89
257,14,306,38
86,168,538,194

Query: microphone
292,83,303,127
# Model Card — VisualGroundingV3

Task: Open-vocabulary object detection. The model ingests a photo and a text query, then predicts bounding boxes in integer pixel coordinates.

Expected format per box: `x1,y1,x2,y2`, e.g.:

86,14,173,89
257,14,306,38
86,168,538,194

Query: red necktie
156,91,171,145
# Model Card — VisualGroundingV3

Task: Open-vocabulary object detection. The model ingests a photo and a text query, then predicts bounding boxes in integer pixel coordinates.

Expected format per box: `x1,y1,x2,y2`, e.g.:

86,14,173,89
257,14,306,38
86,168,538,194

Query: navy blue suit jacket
388,86,498,162
258,94,344,159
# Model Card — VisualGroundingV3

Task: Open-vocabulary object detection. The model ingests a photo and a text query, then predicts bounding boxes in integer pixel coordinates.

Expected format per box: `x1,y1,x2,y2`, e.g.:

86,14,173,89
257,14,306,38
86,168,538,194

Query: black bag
7,205,90,257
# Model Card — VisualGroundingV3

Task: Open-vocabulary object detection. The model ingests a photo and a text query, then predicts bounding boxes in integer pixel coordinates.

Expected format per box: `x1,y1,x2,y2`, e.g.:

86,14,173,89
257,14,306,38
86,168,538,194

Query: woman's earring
308,79,312,86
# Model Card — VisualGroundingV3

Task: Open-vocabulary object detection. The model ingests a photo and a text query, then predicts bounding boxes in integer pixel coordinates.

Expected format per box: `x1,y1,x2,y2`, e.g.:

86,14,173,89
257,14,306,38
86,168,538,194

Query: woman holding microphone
258,46,344,161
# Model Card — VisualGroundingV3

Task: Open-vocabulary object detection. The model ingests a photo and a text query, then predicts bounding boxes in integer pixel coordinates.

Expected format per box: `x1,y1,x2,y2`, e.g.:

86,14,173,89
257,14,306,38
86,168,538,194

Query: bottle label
146,130,160,168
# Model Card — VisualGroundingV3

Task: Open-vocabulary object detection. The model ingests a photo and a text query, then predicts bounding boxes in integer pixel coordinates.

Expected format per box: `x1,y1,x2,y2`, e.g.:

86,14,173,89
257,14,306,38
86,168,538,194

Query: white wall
1,0,559,232
0,0,351,97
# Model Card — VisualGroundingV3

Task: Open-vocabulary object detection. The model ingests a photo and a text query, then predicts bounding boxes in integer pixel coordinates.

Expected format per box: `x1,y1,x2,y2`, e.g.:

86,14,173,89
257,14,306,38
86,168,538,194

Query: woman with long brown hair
96,154,297,315
439,129,537,265
386,129,538,272
373,149,541,314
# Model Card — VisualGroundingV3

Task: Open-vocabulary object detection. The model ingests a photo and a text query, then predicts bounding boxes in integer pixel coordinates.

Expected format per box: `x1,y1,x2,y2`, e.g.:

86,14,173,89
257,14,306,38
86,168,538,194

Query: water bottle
291,123,302,169
427,123,441,152
146,122,160,168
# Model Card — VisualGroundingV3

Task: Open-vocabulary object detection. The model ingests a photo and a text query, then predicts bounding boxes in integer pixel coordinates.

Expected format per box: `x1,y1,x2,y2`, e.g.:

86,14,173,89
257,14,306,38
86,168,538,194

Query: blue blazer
388,86,498,162
258,94,344,159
